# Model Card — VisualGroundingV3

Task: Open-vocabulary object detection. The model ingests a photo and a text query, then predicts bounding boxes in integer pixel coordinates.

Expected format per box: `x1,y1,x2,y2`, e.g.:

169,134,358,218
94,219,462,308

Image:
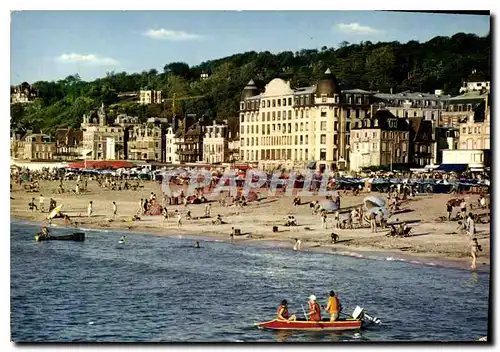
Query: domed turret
316,68,340,98
241,79,260,100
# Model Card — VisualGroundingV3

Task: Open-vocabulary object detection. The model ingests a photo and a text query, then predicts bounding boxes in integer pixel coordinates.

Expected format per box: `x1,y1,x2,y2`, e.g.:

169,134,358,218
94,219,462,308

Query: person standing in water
470,238,482,270
112,201,117,219
293,238,302,251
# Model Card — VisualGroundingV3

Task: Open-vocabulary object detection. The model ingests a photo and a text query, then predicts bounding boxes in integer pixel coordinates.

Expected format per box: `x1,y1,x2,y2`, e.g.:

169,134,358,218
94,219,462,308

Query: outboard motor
352,306,382,325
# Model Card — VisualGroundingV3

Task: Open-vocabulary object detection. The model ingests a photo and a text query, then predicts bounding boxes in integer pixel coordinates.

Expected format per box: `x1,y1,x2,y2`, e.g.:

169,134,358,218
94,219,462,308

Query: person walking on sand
162,207,169,225
176,211,182,227
346,211,353,230
321,212,327,229
87,201,93,218
470,238,482,270
333,211,340,229
39,194,45,213
136,199,143,215
369,212,377,233
112,201,117,219
460,200,467,220
466,212,475,239
446,202,453,221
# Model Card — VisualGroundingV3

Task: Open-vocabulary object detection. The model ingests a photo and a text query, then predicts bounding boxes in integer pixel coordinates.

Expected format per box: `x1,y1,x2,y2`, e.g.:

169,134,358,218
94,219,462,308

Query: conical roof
316,68,340,98
241,79,260,100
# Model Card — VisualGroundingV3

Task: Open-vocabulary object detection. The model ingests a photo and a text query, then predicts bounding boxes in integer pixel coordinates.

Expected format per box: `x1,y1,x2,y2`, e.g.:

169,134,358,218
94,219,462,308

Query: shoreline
10,179,490,274
12,215,489,273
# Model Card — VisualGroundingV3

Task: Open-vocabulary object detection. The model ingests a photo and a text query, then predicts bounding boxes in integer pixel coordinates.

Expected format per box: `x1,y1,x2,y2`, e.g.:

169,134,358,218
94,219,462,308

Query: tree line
11,32,490,136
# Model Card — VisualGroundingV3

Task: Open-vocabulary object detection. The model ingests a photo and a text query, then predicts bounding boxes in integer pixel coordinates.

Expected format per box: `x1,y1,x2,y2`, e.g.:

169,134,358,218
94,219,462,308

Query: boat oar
301,304,309,321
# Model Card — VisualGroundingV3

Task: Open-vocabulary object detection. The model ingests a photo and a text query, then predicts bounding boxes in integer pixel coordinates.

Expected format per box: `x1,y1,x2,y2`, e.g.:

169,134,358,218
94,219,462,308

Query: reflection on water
472,272,479,283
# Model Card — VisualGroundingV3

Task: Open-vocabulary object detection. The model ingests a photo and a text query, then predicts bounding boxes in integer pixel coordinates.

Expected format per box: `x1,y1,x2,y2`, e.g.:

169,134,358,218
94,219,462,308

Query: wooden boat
35,232,85,242
255,318,363,331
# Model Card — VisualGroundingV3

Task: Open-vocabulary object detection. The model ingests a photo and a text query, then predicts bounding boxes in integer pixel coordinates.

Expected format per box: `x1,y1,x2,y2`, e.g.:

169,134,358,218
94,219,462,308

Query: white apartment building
81,104,125,160
139,90,162,105
203,121,229,164
239,70,373,172
165,126,180,164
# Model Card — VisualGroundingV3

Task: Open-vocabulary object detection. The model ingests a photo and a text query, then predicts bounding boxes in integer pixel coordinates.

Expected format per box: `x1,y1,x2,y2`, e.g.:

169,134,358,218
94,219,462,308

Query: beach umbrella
47,204,63,220
320,199,339,212
364,196,386,209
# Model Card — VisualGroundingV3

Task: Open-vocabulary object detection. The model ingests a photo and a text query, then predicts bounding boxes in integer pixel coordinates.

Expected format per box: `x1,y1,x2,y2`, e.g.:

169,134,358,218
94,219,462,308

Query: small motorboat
255,306,380,332
35,232,85,242
255,318,363,331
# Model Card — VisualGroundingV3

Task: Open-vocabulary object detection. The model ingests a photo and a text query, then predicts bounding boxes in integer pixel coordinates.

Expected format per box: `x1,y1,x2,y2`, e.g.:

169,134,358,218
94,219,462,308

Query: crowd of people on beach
11,163,490,271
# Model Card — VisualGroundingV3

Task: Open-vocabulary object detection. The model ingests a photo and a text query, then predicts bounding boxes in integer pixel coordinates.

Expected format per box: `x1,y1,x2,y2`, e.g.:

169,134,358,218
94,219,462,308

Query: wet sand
10,179,490,271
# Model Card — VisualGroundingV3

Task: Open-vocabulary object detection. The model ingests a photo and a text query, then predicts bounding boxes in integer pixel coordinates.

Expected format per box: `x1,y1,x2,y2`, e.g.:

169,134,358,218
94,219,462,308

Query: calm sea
10,220,489,342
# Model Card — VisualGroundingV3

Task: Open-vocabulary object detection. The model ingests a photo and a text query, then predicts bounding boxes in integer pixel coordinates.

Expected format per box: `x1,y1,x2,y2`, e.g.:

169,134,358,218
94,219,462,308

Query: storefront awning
435,164,468,173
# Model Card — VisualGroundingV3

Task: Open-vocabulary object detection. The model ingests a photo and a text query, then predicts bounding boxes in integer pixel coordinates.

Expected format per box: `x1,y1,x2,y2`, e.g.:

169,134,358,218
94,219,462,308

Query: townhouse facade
348,110,410,172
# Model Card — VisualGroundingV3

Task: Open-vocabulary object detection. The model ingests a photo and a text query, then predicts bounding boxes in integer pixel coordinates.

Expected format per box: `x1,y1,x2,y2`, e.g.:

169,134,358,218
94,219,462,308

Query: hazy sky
10,11,490,84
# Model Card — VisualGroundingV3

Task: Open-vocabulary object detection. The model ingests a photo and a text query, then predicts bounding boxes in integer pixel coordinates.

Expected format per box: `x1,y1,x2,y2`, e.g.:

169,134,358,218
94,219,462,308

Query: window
241,102,245,110
355,109,360,118
272,99,276,107
283,98,287,106
305,136,309,144
155,142,159,148
346,122,350,131
267,112,270,121
267,100,270,108
272,111,276,120
320,134,326,144
278,99,281,107
251,126,254,134
288,97,293,106
278,111,281,119
321,121,327,131
262,101,265,108
334,122,338,131
256,126,259,134
346,109,351,118
241,114,245,123
321,111,327,117
334,134,338,145
300,135,303,144
288,111,292,119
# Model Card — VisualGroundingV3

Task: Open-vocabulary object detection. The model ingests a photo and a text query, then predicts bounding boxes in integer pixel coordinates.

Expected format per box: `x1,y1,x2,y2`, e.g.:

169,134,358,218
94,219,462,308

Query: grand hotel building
239,69,373,172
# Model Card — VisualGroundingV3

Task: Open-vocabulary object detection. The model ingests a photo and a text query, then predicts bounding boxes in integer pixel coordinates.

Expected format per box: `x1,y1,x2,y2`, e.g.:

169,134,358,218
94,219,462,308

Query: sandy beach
10,178,490,269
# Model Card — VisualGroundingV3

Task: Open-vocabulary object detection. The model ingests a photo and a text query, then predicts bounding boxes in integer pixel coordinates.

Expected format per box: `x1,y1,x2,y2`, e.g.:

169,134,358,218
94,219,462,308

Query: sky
10,11,491,84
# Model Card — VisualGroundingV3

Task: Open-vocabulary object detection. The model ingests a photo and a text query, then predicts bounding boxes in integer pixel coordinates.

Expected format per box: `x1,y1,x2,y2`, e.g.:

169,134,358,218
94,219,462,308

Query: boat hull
35,232,85,242
255,318,363,331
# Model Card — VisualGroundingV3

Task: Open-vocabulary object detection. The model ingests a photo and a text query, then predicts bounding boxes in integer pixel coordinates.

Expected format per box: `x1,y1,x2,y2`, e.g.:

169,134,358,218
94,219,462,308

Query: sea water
10,220,489,342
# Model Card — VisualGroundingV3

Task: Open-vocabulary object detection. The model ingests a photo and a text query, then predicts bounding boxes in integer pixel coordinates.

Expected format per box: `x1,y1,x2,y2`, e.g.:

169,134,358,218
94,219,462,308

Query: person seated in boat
194,241,200,248
323,291,341,321
277,300,296,322
307,295,322,321
39,226,51,239
119,235,126,243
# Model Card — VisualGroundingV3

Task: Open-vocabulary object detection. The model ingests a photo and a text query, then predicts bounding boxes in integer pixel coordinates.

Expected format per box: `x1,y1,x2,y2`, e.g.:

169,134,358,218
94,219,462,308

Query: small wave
427,262,436,266
386,257,395,261
77,227,110,233
410,260,421,264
